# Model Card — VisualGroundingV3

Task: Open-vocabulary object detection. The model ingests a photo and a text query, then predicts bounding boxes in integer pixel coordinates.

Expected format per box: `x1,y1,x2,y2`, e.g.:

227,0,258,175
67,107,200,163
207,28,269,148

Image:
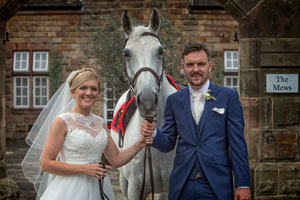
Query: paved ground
5,139,127,200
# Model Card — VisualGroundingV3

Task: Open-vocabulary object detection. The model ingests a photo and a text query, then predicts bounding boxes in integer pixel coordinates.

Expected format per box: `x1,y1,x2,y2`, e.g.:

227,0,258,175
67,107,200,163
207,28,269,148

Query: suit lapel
181,88,197,141
198,83,217,138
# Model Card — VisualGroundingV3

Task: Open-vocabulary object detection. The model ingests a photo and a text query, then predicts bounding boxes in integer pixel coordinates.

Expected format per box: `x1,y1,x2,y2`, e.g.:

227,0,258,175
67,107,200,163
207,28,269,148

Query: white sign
266,74,298,93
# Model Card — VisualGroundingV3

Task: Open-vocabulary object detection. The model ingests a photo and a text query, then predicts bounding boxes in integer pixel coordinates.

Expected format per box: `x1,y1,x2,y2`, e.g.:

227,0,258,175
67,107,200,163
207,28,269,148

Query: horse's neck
156,75,177,129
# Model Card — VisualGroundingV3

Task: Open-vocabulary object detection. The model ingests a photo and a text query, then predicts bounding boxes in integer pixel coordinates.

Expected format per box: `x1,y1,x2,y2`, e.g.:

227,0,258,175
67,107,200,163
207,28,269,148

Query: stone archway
0,0,30,199
216,0,300,199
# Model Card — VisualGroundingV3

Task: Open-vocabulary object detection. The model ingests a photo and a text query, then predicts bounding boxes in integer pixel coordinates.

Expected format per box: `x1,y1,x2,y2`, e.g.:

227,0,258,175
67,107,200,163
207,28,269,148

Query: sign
266,74,298,93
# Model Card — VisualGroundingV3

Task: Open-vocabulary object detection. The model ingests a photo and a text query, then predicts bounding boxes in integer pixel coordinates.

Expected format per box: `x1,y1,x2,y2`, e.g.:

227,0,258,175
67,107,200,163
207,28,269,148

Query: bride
22,68,152,200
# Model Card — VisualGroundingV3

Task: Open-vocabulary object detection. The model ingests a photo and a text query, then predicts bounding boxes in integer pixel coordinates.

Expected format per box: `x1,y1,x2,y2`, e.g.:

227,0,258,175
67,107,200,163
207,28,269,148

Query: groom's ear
209,62,213,72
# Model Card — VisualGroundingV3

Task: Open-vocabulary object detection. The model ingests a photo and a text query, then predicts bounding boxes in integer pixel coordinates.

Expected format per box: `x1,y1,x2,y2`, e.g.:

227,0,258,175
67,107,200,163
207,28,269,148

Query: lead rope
99,162,109,200
139,118,155,200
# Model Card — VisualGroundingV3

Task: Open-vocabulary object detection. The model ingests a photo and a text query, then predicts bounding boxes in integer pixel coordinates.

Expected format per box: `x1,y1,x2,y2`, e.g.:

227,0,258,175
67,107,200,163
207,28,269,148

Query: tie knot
192,91,203,101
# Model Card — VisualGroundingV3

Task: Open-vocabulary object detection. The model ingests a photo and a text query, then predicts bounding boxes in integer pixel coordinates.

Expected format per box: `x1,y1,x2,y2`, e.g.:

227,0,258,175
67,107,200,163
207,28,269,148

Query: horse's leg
158,192,168,200
127,180,150,200
159,174,169,200
119,172,128,199
126,181,140,200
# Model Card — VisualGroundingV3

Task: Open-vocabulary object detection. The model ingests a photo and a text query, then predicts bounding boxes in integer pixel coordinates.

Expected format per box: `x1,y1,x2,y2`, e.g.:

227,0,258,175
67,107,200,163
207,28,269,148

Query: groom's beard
187,71,210,88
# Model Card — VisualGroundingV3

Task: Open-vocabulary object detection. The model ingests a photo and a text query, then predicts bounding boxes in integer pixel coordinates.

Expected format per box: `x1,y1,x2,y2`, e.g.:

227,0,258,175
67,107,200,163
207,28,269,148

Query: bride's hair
68,68,100,90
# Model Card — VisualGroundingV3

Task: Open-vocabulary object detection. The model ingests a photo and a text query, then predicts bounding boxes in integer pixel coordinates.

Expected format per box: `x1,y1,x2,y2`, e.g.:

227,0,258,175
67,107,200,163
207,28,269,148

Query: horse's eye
123,50,130,58
158,47,164,56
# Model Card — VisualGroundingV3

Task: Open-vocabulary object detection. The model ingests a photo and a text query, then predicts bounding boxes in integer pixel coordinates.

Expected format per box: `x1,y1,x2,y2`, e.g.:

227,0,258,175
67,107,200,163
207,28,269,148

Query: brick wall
6,0,238,139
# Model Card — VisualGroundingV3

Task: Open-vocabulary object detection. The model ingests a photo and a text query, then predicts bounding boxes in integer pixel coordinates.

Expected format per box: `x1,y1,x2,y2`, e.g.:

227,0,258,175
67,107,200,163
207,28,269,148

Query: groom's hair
182,41,211,61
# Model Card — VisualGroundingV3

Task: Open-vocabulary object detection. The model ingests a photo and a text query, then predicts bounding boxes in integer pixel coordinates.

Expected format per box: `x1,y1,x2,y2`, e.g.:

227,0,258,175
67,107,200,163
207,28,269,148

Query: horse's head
122,8,164,119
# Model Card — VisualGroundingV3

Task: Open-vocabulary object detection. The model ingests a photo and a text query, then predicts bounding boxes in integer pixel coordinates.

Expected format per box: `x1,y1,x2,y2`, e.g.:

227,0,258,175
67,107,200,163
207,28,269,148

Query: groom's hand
234,188,251,200
141,119,155,137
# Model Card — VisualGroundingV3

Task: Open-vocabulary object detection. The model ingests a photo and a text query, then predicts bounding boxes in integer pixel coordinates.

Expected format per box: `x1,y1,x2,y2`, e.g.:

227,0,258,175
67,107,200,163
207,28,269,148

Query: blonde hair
68,68,100,91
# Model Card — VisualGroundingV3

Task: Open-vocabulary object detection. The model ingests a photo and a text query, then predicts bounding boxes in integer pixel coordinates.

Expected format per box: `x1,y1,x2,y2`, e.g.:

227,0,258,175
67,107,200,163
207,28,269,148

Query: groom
141,41,251,200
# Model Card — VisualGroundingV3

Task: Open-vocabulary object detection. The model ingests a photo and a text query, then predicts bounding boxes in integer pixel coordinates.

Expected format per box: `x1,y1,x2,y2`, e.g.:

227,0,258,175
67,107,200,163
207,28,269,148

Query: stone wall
6,0,238,139
237,0,300,199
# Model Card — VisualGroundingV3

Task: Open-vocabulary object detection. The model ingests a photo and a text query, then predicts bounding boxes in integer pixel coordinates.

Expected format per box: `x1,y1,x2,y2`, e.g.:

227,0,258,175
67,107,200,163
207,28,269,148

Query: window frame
33,76,49,108
103,81,118,126
224,50,239,72
13,51,30,72
33,51,49,72
224,75,239,91
14,76,30,108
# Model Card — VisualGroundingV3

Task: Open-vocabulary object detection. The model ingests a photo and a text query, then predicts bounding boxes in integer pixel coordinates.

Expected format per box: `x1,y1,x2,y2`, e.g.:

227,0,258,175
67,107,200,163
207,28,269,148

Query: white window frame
13,51,29,72
33,51,49,72
103,81,117,126
33,76,49,108
14,76,30,108
224,76,239,91
224,50,238,72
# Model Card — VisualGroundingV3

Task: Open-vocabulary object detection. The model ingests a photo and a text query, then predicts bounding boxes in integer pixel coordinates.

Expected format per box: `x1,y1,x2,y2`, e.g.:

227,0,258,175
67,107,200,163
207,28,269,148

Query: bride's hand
137,135,153,148
83,163,112,179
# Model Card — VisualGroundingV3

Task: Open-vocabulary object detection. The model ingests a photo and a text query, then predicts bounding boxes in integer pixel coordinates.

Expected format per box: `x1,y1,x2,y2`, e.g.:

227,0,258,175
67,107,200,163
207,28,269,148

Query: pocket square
212,107,225,114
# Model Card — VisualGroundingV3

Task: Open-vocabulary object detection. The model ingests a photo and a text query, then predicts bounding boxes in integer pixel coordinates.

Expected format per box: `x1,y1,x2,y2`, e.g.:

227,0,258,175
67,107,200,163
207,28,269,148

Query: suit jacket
152,83,250,200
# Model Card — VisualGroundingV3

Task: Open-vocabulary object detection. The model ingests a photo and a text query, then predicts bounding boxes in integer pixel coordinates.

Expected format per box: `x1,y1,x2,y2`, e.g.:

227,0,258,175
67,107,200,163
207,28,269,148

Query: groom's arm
226,90,250,188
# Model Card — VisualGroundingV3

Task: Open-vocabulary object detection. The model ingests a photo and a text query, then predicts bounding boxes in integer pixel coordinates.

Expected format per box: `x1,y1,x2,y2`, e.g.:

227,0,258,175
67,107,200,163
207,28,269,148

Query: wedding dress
40,112,115,200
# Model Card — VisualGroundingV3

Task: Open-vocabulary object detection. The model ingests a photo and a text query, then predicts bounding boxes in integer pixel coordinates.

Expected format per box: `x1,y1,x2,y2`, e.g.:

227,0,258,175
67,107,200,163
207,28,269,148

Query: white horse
110,9,177,200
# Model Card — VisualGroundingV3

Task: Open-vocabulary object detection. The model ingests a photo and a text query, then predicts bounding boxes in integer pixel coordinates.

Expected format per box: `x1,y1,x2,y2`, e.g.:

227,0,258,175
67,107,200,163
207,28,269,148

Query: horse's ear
121,9,133,36
149,8,160,33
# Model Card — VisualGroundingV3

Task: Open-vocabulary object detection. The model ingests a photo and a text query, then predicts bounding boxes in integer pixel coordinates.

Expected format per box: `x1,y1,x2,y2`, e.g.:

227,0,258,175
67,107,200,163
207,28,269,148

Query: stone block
0,177,19,199
249,163,255,197
278,164,300,195
240,0,300,38
273,99,299,128
239,39,260,69
230,0,259,16
241,99,259,129
247,130,259,161
260,39,300,53
261,130,299,161
239,69,259,98
260,53,300,67
14,123,27,132
255,197,300,200
0,160,7,179
255,163,278,195
259,98,272,129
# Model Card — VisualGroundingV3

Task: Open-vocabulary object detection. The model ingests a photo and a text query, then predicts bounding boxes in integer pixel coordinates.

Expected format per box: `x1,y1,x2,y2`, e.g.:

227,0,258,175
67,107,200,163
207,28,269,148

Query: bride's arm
103,123,152,168
40,118,107,178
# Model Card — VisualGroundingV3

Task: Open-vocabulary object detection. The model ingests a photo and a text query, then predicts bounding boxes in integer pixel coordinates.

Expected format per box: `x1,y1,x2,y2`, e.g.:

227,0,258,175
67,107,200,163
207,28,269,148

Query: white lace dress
40,112,115,200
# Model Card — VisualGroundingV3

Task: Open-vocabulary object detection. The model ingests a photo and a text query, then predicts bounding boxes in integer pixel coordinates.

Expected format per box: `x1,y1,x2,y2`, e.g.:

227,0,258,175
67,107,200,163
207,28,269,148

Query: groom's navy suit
152,82,250,200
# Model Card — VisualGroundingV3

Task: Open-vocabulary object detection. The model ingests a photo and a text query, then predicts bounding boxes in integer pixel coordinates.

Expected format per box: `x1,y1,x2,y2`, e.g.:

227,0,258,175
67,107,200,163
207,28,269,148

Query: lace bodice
57,112,108,163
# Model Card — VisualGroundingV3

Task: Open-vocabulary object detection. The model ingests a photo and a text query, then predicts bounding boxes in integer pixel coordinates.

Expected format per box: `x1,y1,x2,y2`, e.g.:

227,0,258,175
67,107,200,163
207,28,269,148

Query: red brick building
5,0,238,139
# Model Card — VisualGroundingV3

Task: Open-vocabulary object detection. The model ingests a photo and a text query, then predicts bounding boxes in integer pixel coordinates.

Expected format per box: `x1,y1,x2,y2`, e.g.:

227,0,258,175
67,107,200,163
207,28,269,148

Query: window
224,51,238,72
33,77,49,108
103,81,118,125
14,77,29,108
13,52,29,71
224,76,238,91
33,51,49,71
13,51,49,109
